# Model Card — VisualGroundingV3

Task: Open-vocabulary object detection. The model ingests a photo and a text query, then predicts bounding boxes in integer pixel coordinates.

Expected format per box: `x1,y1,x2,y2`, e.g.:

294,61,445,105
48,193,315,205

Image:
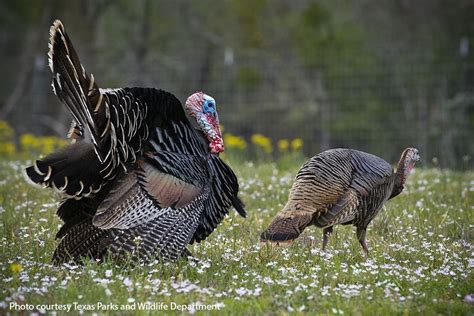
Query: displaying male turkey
25,20,246,264
260,148,419,254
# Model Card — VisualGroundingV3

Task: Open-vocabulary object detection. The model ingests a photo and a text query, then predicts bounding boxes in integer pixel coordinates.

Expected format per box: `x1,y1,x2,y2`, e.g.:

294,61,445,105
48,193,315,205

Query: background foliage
1,0,473,168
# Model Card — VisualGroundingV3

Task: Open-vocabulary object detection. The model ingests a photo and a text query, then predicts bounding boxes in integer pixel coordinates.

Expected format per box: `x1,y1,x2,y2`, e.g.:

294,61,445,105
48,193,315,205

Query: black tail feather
25,141,103,197
48,20,105,161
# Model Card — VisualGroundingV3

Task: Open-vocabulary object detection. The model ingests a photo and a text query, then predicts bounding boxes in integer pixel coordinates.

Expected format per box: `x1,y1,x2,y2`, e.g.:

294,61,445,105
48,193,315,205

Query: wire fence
2,45,473,169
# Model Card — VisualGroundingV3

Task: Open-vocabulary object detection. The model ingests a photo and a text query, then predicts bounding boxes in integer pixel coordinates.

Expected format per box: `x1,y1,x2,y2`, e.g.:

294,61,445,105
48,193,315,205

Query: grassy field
0,156,473,315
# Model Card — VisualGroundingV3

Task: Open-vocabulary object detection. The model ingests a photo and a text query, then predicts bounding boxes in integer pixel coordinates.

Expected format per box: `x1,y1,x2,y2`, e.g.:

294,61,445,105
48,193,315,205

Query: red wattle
210,138,224,154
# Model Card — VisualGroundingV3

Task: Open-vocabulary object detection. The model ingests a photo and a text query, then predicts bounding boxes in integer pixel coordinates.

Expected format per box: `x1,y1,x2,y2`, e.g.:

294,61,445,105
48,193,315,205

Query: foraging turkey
260,148,420,253
25,20,246,264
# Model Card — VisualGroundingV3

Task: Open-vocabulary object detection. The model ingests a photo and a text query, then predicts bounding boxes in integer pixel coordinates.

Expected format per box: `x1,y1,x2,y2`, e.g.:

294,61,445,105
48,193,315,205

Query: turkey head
184,92,224,154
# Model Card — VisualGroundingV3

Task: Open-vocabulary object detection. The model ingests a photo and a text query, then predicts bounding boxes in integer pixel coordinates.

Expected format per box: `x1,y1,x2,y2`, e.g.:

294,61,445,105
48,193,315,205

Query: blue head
202,95,217,115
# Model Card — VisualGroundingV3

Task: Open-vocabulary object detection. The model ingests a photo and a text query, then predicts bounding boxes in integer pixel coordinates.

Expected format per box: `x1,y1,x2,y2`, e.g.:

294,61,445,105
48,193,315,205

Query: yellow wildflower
40,136,57,154
0,142,16,156
277,139,289,152
251,134,272,154
20,133,37,151
20,134,68,155
291,138,303,152
0,120,14,141
224,133,247,150
10,263,22,273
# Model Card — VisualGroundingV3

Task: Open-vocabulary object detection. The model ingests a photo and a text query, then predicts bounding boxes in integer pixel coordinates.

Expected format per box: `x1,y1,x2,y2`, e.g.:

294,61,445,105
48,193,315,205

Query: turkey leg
356,226,369,255
322,226,333,250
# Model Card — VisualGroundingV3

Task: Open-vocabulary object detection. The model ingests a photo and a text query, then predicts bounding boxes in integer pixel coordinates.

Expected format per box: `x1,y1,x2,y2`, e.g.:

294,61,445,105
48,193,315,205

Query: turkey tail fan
25,141,104,197
48,19,106,161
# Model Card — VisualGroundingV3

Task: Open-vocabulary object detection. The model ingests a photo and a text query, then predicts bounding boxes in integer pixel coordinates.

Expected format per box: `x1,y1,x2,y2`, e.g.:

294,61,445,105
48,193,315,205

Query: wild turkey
260,148,420,254
25,20,246,264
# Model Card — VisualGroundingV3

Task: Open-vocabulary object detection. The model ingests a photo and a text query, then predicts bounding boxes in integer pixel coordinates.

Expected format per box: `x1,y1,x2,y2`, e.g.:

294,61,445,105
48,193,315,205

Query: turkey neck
390,153,408,199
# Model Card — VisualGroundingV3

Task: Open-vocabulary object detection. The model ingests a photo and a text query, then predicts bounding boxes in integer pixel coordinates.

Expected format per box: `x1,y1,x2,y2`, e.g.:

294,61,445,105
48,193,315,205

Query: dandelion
20,133,67,155
224,133,247,150
0,120,14,145
251,134,272,153
0,142,15,156
291,138,303,151
10,263,22,273
277,139,289,152
20,134,37,151
41,136,58,154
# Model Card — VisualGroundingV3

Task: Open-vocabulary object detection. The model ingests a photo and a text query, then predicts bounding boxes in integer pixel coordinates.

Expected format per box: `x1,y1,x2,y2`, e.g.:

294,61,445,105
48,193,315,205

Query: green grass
0,157,473,315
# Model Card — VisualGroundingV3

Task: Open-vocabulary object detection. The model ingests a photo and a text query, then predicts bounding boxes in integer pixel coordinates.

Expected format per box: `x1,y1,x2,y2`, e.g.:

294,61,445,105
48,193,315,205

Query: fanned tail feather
25,20,117,198
25,142,103,197
48,20,106,161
